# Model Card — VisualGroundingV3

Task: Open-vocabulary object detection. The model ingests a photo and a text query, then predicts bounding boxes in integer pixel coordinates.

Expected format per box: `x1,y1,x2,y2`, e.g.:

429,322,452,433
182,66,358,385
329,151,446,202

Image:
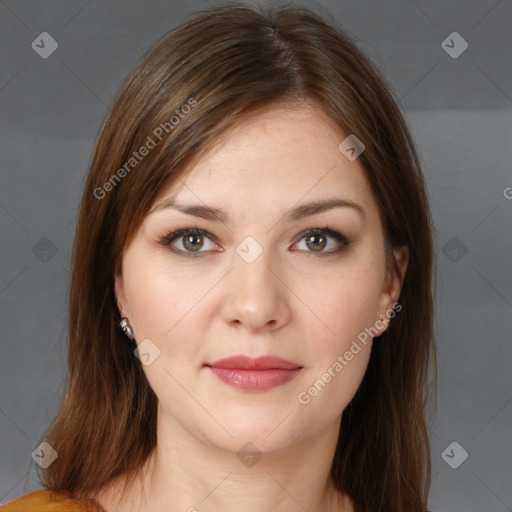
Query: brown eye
160,227,219,257
292,228,349,257
183,234,204,251
305,233,327,252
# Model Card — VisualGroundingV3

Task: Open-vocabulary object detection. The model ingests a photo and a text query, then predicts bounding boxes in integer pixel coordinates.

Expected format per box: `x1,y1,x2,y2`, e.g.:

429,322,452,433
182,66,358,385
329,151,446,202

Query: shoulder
0,490,102,512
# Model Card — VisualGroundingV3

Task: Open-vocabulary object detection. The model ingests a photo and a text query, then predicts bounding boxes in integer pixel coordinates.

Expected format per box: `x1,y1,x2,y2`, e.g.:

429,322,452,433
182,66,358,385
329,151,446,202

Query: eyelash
158,225,350,259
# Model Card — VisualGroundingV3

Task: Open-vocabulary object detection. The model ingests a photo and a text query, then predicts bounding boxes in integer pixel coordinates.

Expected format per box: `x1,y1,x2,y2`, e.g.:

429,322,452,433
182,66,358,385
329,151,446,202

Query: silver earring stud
119,317,134,341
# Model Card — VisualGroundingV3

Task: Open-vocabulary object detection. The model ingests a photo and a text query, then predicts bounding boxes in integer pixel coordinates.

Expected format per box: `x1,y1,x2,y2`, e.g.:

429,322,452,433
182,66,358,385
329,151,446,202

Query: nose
220,244,292,333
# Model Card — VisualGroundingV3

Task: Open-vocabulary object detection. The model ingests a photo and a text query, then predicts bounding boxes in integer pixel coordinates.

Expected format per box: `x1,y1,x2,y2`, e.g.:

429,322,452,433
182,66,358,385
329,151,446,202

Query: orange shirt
0,490,103,512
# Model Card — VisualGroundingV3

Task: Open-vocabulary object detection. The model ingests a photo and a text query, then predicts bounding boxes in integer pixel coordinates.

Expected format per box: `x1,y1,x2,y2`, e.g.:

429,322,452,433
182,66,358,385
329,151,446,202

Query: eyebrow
150,197,366,223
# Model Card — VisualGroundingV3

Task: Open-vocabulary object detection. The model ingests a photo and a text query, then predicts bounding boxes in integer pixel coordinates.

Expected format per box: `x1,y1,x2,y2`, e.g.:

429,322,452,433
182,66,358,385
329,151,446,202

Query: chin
205,428,298,460
202,406,309,454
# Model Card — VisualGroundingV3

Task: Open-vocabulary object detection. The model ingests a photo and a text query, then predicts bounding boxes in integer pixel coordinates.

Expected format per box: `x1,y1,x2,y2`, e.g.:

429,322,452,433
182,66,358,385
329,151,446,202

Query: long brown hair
39,3,437,511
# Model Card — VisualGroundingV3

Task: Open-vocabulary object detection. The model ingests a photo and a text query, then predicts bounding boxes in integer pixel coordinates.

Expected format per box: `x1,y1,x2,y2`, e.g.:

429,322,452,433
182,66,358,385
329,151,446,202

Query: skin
98,101,408,512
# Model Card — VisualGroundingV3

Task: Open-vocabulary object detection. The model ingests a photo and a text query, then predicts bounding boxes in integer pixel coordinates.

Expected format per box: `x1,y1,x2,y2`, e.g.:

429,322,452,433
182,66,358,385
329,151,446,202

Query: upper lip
207,355,302,370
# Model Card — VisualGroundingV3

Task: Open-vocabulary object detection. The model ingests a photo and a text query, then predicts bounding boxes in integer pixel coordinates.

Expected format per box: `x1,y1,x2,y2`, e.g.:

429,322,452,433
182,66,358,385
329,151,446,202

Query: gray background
1,0,511,510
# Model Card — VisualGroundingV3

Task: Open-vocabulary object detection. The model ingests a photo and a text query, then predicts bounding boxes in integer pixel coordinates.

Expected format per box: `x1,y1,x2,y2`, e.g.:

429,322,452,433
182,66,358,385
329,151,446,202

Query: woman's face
115,103,407,455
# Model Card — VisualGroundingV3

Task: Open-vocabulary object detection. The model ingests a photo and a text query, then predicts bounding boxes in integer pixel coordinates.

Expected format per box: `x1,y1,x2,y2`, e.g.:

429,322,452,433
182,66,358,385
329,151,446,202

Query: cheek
123,261,205,396
298,260,383,410
292,264,381,410
123,250,204,339
300,265,383,348
125,272,175,338
324,344,372,414
296,337,372,429
121,250,221,386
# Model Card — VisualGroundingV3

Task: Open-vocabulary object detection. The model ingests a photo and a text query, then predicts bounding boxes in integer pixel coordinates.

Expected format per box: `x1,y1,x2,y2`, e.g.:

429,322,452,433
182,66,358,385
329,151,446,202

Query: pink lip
206,355,303,391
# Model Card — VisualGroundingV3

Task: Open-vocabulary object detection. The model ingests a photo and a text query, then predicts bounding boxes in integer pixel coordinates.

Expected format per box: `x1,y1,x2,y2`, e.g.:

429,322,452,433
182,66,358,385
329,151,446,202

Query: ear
114,270,128,318
377,244,409,329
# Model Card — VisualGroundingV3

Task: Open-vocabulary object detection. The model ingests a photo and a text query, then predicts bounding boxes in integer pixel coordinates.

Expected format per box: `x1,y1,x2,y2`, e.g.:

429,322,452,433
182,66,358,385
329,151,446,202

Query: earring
379,313,389,326
119,317,134,341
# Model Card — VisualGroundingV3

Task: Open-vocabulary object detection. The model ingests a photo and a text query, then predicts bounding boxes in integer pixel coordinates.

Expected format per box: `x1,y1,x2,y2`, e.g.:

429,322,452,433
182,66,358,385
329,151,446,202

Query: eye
159,226,349,259
292,228,349,257
159,227,221,257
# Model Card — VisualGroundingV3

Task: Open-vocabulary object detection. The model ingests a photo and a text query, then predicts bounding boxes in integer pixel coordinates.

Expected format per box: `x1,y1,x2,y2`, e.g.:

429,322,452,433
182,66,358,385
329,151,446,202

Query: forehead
150,104,377,223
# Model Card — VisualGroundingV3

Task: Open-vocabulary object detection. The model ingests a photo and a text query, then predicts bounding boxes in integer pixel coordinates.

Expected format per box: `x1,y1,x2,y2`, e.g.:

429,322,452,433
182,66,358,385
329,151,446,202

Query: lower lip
208,367,302,391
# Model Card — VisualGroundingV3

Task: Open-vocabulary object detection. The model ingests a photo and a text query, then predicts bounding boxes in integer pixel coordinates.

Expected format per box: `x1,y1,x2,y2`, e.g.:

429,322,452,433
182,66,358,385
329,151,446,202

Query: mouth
205,355,303,391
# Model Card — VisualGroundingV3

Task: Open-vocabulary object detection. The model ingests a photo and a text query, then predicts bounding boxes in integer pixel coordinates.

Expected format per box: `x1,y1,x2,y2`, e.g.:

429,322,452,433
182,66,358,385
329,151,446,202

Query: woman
2,3,437,511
